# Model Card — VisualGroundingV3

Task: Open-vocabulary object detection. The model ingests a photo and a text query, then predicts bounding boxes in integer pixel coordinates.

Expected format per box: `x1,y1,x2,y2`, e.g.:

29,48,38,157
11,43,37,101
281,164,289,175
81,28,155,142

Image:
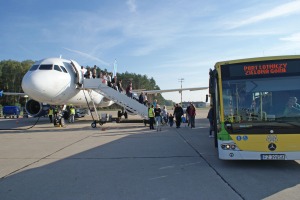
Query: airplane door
70,60,83,86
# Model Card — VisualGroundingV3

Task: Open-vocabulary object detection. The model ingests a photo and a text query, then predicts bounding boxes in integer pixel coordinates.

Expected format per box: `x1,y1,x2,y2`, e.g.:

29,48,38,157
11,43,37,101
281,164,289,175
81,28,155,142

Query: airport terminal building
181,101,208,108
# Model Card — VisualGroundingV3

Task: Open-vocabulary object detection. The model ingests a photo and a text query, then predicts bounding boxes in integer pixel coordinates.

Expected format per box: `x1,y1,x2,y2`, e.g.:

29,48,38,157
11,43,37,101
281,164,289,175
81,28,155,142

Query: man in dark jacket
173,104,184,128
207,105,214,137
138,92,144,104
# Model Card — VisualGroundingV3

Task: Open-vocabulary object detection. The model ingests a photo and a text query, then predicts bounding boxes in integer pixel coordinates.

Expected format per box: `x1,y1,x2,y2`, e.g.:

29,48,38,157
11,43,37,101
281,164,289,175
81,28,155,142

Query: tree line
0,59,173,108
0,60,34,107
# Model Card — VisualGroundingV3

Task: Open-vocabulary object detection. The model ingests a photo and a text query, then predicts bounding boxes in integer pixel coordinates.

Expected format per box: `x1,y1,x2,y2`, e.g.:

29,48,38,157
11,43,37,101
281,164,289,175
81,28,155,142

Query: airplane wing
132,87,208,95
0,90,27,97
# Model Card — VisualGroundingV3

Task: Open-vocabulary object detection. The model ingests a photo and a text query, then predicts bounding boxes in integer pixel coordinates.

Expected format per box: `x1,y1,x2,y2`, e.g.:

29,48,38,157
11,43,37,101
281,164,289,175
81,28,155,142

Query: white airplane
21,57,113,117
1,57,208,118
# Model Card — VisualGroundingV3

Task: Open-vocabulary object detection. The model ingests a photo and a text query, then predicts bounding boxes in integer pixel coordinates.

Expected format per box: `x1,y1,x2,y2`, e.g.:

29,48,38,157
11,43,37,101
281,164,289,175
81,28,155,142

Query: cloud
63,48,109,65
228,1,300,29
280,32,300,42
127,0,137,13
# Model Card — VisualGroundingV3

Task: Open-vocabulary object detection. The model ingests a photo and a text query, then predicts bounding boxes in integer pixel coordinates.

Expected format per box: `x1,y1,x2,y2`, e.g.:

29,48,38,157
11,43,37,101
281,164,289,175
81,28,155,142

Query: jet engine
25,99,50,117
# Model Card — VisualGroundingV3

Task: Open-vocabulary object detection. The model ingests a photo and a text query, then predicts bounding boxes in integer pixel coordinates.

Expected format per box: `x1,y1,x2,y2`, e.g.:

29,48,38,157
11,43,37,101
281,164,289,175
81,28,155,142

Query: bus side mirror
209,69,215,94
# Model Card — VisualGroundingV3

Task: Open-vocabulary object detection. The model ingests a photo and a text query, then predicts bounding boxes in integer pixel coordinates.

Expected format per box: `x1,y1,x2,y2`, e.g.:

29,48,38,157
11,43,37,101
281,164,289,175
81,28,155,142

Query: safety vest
70,108,76,115
148,108,154,117
48,108,53,115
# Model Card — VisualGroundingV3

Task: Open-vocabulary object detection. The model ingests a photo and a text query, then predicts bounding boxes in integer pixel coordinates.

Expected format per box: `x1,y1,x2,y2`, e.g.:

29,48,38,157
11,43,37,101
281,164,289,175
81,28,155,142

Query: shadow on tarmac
0,116,300,200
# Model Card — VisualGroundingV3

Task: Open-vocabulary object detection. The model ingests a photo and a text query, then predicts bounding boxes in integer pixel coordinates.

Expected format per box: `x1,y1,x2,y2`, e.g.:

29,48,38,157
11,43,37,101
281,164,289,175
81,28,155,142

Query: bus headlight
221,143,237,150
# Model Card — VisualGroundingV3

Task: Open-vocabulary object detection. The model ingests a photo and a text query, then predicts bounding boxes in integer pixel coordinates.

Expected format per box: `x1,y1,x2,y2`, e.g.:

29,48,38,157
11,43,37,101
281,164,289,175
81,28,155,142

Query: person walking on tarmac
69,106,76,123
188,103,196,128
148,104,155,130
186,103,191,127
154,104,162,131
48,107,53,123
53,106,58,119
173,103,184,128
207,105,214,137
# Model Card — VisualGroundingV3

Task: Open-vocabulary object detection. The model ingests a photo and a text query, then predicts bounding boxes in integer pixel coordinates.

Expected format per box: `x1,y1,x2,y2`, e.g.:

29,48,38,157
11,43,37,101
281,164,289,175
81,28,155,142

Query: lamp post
178,78,184,106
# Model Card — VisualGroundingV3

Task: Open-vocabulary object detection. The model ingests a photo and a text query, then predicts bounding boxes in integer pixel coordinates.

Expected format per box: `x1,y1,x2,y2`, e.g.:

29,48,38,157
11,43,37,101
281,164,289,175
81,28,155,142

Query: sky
1,0,300,103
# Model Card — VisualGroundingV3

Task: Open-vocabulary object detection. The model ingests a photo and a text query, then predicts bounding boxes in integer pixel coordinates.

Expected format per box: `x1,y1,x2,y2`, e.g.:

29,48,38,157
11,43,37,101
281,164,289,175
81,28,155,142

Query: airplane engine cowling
25,99,50,117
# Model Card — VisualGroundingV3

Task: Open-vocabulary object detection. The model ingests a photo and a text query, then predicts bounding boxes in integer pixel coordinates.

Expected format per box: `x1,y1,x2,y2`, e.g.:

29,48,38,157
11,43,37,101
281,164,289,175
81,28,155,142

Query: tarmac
1,108,300,200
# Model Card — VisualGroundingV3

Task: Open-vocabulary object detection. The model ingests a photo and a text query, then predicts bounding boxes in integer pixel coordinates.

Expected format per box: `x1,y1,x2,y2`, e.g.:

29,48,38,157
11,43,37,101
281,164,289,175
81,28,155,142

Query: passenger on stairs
85,68,91,79
99,71,103,79
92,65,97,79
81,66,87,78
153,99,157,108
139,92,144,104
143,93,148,105
107,72,112,87
117,79,124,93
126,82,133,98
102,72,107,84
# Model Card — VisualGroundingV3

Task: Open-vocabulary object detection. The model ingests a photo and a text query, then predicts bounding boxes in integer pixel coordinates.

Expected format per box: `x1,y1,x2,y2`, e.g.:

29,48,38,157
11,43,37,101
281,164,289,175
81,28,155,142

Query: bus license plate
261,154,286,160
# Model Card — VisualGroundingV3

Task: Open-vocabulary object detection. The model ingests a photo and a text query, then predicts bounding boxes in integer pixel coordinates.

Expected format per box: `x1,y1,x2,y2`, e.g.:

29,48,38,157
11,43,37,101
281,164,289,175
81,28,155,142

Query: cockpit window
60,66,68,73
54,65,62,72
39,64,53,70
29,65,39,71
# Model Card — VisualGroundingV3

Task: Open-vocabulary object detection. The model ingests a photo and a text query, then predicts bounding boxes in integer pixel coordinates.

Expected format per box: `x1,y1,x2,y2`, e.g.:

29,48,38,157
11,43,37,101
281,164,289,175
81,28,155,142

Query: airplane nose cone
22,71,54,101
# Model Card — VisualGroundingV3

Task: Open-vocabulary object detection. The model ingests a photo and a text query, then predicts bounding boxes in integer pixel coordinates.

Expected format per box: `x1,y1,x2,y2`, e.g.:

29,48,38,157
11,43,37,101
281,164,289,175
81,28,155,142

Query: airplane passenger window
29,65,39,71
60,66,68,73
54,65,62,72
39,64,53,70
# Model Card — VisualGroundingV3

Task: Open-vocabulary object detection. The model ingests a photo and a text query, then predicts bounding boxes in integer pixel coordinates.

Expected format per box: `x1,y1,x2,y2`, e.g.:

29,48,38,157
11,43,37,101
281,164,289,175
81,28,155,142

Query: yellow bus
209,55,300,160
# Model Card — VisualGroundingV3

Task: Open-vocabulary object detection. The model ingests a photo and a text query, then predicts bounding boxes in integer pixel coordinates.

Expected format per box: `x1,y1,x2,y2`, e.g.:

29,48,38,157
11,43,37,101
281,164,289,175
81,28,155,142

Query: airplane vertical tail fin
113,59,117,77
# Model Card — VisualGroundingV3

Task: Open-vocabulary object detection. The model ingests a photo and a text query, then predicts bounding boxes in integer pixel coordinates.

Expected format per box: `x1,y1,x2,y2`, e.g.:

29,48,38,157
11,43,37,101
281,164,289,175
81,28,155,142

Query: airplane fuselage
22,58,113,110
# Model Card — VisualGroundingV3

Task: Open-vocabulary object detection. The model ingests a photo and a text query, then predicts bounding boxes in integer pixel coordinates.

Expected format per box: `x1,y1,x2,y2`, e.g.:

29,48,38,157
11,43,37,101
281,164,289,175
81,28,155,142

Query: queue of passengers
80,66,163,114
80,65,121,91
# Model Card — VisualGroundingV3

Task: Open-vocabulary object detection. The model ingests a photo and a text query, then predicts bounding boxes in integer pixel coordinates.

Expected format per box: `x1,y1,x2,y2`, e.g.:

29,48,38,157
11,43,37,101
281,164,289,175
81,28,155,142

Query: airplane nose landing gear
54,115,65,127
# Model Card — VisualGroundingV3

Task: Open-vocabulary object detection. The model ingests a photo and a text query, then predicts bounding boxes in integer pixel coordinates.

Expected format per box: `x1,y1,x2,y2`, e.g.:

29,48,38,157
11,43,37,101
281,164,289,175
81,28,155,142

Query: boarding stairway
81,79,148,119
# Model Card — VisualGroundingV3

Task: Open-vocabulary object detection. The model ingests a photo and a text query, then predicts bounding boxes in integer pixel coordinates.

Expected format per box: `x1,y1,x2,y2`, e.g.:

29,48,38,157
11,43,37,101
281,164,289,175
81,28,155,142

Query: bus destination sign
222,59,300,79
244,63,287,76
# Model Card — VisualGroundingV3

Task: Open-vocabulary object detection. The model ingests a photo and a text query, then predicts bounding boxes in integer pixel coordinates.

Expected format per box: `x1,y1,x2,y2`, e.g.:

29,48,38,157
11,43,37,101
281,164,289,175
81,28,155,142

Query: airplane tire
60,118,65,127
118,110,122,118
124,111,128,119
91,121,97,128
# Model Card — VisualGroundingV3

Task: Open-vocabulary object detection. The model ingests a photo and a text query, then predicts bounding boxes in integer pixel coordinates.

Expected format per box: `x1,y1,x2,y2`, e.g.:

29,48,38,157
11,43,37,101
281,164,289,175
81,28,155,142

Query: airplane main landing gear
117,110,128,119
91,120,104,128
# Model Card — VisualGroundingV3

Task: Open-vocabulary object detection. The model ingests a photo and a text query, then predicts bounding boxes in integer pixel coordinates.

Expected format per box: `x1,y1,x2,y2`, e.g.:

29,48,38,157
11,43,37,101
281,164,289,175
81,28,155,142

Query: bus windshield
222,76,300,134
